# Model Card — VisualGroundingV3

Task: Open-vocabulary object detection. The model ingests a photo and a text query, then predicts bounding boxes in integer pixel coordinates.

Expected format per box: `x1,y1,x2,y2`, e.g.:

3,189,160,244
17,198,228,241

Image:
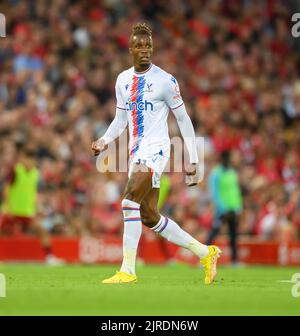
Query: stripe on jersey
130,75,145,156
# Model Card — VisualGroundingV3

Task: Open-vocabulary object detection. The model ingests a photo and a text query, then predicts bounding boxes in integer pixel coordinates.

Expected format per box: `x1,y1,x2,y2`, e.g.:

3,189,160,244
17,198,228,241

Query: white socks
151,216,209,258
120,199,209,275
120,199,142,275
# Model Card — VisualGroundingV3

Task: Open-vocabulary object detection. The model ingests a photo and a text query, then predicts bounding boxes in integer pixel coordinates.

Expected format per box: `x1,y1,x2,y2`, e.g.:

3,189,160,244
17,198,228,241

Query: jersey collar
133,63,153,76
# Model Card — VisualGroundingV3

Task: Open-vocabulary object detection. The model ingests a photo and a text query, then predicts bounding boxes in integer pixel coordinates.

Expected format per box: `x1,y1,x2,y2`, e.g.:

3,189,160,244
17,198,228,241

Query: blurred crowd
0,0,300,242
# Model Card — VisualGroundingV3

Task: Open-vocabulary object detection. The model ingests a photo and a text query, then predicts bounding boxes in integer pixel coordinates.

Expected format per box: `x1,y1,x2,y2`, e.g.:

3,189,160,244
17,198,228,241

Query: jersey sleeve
164,75,184,110
115,75,126,110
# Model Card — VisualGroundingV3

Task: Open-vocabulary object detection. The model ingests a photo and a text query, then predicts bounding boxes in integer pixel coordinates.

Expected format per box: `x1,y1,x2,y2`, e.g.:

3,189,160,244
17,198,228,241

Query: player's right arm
91,76,128,156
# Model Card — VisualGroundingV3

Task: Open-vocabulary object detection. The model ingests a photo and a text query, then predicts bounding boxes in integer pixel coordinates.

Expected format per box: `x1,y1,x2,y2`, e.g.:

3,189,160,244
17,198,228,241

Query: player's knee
140,207,160,228
123,183,143,203
123,191,140,203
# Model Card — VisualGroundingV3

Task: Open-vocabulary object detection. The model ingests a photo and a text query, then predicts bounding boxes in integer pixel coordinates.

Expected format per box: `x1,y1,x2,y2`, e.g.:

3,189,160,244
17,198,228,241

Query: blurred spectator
206,150,242,263
0,147,63,264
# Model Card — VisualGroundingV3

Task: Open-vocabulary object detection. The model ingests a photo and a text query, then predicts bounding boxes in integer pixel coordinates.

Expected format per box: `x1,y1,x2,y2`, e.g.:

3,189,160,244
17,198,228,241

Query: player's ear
129,47,133,55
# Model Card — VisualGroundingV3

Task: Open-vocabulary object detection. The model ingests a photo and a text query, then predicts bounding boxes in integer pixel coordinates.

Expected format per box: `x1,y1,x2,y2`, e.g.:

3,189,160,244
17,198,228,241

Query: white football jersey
116,63,183,158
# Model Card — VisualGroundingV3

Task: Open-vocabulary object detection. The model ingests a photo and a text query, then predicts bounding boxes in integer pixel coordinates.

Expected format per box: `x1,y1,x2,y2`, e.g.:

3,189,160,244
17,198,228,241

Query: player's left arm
164,76,199,186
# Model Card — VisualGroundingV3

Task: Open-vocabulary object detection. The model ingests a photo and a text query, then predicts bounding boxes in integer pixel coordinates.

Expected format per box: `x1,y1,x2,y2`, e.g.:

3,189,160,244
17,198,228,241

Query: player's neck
134,63,152,74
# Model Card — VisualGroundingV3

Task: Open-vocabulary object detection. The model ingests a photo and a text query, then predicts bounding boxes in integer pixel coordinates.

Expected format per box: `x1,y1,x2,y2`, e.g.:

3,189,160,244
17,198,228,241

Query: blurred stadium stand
0,0,300,263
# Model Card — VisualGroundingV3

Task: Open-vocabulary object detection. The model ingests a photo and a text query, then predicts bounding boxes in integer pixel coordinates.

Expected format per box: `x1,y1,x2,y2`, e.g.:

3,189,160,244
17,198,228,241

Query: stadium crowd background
0,0,300,243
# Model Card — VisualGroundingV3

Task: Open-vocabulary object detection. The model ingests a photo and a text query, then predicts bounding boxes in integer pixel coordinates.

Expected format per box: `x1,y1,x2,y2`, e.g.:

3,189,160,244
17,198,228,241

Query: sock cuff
121,199,140,210
151,216,163,231
151,216,169,233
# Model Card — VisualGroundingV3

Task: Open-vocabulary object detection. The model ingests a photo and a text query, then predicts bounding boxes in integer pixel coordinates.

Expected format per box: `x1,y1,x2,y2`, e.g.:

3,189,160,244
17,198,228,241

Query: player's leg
30,218,64,265
206,215,222,245
140,188,208,257
227,211,238,263
102,163,153,284
0,214,14,235
140,188,221,284
120,164,153,274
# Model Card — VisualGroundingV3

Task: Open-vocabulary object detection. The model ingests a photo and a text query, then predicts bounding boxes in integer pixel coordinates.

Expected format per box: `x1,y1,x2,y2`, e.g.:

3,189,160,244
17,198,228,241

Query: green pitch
0,264,299,315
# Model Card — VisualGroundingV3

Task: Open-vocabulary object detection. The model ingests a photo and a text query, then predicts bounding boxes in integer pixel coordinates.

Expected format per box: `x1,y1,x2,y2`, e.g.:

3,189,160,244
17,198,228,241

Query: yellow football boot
200,245,222,285
102,271,137,284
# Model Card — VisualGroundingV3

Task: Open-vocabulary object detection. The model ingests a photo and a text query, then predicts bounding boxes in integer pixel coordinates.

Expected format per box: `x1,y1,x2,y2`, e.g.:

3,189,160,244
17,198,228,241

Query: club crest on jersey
126,100,154,111
145,83,153,92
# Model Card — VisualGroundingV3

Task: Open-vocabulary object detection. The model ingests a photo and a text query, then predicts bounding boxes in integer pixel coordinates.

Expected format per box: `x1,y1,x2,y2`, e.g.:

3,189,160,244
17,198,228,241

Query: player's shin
120,199,142,275
151,216,209,258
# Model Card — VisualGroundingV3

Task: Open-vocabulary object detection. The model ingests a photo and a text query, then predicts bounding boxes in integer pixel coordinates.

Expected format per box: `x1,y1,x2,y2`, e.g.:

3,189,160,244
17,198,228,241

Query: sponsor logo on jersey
126,100,154,111
173,94,182,100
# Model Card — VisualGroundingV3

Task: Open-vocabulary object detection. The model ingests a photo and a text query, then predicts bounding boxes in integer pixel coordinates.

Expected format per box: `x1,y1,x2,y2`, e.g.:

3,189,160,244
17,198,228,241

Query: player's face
130,34,153,69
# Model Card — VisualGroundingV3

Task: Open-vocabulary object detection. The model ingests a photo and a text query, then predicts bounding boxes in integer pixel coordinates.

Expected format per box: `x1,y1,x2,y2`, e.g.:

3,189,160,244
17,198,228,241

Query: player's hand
91,138,106,156
185,163,200,187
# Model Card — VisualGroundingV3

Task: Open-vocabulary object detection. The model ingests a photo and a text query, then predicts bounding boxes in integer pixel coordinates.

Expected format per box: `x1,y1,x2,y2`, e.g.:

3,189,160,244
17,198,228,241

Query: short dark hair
130,22,152,44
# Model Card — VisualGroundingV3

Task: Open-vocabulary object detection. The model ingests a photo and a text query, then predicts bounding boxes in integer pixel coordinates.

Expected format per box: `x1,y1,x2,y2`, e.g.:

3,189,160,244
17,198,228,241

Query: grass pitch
0,263,299,316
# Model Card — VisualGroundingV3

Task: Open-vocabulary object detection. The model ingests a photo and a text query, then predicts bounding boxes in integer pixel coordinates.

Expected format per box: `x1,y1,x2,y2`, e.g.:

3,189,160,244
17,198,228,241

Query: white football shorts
128,149,169,188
